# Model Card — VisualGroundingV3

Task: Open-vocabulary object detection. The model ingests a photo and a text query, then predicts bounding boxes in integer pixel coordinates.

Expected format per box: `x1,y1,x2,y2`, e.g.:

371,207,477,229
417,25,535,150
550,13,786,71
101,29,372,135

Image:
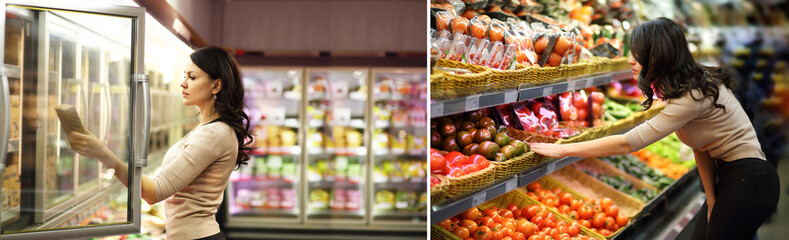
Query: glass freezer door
0,1,147,239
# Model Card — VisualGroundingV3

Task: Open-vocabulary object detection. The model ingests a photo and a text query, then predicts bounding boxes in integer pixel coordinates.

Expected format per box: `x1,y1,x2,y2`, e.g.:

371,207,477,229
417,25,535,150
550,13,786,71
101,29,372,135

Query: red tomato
600,198,613,212
604,216,616,231
592,213,606,228
481,217,495,228
470,154,490,170
448,168,466,178
599,229,612,236
577,108,588,122
579,219,591,228
462,207,482,221
570,199,581,210
567,224,580,237
591,102,602,119
439,219,454,231
567,210,579,221
590,91,605,105
527,182,541,192
462,164,479,174
445,151,467,166
558,205,570,214
507,204,521,219
453,227,471,239
573,92,588,109
460,219,478,234
430,154,446,173
578,205,593,220
516,220,535,236
500,210,514,219
559,193,573,205
606,205,619,217
616,214,629,226
511,231,526,240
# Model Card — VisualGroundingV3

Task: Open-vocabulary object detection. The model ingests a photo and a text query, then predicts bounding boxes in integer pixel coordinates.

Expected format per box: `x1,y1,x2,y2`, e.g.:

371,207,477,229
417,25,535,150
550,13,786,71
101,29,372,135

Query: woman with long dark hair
530,18,779,239
67,46,253,239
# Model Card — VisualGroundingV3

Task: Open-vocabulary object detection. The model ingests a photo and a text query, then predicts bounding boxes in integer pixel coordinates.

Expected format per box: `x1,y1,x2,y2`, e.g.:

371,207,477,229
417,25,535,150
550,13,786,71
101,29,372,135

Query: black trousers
195,231,226,240
691,158,780,240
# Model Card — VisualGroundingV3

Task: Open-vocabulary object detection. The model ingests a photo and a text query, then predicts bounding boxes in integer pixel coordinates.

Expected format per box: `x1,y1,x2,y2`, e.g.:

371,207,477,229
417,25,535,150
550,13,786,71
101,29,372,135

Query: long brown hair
190,46,253,169
630,17,734,110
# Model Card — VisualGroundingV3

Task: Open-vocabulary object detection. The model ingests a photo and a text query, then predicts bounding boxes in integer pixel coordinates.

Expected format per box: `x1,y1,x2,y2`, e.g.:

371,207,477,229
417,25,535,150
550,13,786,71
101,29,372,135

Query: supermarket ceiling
166,0,426,53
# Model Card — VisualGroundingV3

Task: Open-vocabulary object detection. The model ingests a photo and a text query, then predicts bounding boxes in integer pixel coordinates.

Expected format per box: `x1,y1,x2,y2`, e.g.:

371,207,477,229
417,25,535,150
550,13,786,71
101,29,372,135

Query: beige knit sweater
154,121,237,239
625,84,765,162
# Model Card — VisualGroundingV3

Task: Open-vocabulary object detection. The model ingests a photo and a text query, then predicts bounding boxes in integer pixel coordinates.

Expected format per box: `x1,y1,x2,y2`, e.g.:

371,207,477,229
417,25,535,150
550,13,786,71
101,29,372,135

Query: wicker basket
555,124,608,144
608,58,630,71
529,66,563,84
445,164,496,198
549,167,645,219
490,151,543,179
521,176,627,239
430,174,450,205
431,225,458,240
506,127,560,144
606,117,635,135
490,67,533,91
479,190,605,240
561,62,589,79
574,158,659,193
432,59,493,99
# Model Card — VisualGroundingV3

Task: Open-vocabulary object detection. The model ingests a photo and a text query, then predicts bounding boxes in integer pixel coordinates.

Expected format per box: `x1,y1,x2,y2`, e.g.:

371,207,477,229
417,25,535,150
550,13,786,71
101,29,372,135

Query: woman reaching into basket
529,18,779,240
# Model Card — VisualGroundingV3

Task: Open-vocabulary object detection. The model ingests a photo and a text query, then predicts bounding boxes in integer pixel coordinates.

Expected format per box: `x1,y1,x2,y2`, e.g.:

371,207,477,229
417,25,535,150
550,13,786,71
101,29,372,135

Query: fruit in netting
450,17,470,35
534,36,548,54
553,36,571,55
547,52,562,67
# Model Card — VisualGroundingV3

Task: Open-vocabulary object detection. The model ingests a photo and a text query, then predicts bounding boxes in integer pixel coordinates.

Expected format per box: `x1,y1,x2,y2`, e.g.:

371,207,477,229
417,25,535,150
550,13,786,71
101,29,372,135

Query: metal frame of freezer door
367,67,426,229
0,1,148,239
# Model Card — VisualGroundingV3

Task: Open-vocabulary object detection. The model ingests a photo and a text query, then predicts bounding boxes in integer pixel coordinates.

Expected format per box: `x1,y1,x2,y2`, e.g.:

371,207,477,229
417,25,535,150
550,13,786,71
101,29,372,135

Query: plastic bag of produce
450,16,470,35
431,0,465,16
462,0,488,10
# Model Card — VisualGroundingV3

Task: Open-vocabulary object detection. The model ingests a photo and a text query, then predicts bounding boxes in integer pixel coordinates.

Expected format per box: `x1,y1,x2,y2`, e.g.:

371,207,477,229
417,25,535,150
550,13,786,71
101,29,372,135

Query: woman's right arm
69,131,159,204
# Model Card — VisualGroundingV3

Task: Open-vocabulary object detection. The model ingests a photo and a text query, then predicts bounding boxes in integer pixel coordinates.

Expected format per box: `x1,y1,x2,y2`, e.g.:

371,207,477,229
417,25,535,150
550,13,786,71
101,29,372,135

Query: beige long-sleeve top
154,121,238,239
624,84,765,162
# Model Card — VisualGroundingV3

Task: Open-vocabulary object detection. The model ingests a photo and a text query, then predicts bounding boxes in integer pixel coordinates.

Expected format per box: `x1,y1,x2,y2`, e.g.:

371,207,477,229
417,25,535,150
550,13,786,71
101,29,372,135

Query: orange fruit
451,17,470,34
534,36,548,54
547,52,562,67
553,36,571,55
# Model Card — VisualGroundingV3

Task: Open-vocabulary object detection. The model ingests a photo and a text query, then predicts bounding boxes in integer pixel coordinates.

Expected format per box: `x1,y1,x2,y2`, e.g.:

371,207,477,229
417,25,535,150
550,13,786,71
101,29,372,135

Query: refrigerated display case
370,68,427,225
305,68,368,223
228,67,303,222
1,1,149,239
223,67,427,238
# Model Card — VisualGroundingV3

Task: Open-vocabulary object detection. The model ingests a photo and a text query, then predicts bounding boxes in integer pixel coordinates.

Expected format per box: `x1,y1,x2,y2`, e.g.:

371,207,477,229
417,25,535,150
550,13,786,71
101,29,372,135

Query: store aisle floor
757,158,789,240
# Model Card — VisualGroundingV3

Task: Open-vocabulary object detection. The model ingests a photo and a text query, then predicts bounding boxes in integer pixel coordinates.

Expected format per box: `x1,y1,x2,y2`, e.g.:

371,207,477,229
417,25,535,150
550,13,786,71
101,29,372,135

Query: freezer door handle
135,73,150,167
0,66,8,171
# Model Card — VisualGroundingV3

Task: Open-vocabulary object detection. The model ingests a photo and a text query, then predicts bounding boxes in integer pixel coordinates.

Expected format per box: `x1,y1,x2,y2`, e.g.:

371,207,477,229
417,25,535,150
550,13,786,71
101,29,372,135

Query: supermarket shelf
431,89,519,118
330,119,366,129
261,118,300,128
374,181,426,191
253,146,301,156
7,138,20,152
518,156,585,187
372,211,427,218
431,70,630,117
230,208,299,218
307,209,364,218
231,179,295,189
4,64,21,79
309,181,360,189
430,176,517,225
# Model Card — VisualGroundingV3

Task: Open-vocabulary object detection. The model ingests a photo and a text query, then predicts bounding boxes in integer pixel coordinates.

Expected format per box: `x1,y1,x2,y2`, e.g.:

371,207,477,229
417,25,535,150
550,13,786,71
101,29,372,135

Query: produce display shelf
431,70,631,117
430,176,517,225
430,125,632,225
4,64,21,79
372,211,428,218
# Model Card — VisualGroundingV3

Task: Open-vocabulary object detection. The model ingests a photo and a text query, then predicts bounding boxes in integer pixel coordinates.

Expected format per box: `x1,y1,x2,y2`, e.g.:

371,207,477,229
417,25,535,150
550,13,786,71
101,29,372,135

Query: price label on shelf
546,162,556,174
584,79,594,88
542,86,553,96
431,102,444,117
505,90,518,103
505,179,517,193
568,81,577,91
471,192,487,207
465,95,480,111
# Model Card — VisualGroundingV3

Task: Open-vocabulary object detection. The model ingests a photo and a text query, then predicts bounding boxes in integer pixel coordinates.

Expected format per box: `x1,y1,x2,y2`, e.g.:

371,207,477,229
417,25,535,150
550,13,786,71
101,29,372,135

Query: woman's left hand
529,142,566,158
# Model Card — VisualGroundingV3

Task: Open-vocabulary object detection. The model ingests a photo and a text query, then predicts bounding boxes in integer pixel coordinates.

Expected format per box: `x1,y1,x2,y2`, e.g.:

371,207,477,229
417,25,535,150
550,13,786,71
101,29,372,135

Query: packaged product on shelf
395,190,416,211
250,190,265,209
513,101,542,133
266,155,283,180
462,0,487,10
418,192,427,211
330,189,346,210
281,157,297,183
375,190,395,211
308,189,329,210
434,11,454,32
345,189,362,211
334,156,348,182
266,188,281,209
450,16,470,35
252,156,266,180
347,160,362,184
431,0,465,16
280,188,295,209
